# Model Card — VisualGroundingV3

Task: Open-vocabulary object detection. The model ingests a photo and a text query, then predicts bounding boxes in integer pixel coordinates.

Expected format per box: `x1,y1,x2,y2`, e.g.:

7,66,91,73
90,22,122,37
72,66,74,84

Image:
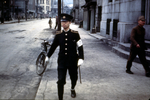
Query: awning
81,1,96,8
27,10,35,13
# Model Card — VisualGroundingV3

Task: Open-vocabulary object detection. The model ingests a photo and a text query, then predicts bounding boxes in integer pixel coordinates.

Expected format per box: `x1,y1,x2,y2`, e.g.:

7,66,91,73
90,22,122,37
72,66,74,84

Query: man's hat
138,16,145,21
60,13,73,21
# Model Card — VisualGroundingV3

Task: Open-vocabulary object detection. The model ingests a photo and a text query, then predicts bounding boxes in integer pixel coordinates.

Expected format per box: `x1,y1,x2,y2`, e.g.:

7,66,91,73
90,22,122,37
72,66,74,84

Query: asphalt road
0,18,56,99
0,19,150,100
35,23,150,100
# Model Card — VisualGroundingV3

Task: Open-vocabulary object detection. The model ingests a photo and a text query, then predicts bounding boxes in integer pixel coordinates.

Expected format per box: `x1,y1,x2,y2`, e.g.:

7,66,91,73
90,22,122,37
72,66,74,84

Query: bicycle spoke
36,52,47,75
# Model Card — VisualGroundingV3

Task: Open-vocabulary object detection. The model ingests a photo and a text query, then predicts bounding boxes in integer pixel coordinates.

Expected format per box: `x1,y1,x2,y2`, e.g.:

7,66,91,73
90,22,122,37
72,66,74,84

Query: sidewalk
35,23,150,100
0,19,46,32
1,19,37,24
88,32,118,47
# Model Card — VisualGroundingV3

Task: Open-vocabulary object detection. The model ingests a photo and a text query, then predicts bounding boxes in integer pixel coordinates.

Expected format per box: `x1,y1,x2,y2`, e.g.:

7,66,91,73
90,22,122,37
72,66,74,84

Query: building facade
38,0,51,18
28,0,36,18
73,0,85,24
81,0,96,32
51,0,72,18
100,0,150,43
73,0,150,43
0,0,13,21
63,6,71,14
0,0,51,22
14,0,33,19
51,0,58,17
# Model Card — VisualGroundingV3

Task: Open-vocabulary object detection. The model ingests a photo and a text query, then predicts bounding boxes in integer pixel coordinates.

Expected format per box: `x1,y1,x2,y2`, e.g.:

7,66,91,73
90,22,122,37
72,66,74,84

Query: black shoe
126,70,134,74
71,89,76,98
145,72,150,77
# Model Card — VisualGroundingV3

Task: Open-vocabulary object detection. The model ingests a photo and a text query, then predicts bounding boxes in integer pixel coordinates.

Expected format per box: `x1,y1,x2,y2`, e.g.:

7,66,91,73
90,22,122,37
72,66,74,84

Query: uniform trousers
126,48,149,72
57,65,78,100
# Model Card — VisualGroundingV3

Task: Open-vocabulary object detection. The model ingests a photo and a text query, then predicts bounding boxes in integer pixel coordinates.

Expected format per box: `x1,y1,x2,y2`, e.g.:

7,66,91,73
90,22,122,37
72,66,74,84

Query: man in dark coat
126,16,150,77
54,16,58,29
45,13,84,100
48,17,52,29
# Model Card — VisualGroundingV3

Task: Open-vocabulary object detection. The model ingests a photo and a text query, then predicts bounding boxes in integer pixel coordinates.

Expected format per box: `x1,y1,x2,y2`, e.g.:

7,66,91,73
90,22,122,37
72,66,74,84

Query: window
113,19,119,38
46,6,49,11
41,6,44,10
145,0,150,24
142,0,150,24
109,0,112,2
54,0,57,5
106,19,111,35
40,0,44,4
46,0,49,5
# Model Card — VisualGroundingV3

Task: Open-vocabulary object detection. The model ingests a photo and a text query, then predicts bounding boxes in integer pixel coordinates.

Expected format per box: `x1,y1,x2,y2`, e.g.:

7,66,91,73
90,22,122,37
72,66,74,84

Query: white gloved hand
78,59,83,66
45,56,49,64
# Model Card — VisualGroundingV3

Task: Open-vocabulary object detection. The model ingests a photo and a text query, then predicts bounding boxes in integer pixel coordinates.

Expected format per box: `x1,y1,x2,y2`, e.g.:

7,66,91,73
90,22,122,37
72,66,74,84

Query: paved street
35,23,150,100
0,19,56,99
0,19,150,100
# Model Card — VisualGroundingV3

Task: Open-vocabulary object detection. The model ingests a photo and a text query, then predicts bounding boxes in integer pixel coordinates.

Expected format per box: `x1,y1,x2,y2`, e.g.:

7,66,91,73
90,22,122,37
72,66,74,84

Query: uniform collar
63,29,70,32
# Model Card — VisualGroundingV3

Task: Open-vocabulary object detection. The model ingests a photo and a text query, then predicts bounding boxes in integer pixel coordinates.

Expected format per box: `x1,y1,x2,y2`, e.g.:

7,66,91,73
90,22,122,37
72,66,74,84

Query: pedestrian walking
45,13,84,100
18,15,20,23
48,17,52,29
54,16,58,29
126,16,150,77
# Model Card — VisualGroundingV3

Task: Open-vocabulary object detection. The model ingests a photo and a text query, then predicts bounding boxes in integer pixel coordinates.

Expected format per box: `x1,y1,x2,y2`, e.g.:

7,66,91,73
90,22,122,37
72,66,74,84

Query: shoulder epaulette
56,30,63,35
71,29,78,33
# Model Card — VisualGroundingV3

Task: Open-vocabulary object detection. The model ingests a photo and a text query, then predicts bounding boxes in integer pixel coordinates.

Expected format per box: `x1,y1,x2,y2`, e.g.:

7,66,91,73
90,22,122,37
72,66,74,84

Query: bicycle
36,39,51,76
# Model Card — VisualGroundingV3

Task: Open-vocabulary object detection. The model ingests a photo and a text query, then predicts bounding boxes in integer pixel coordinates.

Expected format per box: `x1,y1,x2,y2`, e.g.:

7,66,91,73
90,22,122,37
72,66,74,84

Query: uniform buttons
65,53,67,55
65,38,68,41
65,43,67,45
65,48,67,50
65,34,67,36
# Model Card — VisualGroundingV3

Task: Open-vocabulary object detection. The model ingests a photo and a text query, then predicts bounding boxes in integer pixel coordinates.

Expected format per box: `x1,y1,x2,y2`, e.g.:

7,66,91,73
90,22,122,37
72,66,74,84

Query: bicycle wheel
36,52,47,75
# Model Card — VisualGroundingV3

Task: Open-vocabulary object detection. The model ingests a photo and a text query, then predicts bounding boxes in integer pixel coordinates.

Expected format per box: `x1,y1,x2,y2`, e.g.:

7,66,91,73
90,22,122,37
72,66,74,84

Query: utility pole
37,0,38,19
58,0,61,31
25,0,28,21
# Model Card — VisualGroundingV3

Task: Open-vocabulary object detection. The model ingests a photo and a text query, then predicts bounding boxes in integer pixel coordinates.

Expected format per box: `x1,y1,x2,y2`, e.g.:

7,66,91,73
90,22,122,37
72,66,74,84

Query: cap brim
61,19,70,22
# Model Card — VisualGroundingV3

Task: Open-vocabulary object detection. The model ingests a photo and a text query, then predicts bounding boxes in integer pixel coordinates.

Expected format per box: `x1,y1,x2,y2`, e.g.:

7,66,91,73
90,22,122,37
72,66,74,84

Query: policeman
45,13,84,100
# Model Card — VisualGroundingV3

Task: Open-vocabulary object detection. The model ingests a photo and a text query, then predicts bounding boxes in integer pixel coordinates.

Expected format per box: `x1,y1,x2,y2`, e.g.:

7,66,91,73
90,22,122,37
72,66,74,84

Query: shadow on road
43,28,57,35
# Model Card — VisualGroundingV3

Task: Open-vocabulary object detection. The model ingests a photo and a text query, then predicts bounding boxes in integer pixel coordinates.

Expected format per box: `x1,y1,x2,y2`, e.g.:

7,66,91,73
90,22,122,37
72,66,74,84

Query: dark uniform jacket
130,25,147,50
47,29,84,67
49,19,52,24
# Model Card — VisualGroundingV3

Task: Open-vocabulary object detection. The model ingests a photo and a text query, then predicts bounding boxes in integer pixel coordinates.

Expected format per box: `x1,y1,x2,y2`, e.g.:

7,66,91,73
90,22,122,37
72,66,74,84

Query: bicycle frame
36,39,51,75
41,40,51,53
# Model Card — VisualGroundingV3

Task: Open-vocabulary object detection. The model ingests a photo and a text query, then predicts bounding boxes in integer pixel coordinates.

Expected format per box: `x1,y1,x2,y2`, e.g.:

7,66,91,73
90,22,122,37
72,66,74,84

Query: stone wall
73,0,85,24
100,0,150,43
